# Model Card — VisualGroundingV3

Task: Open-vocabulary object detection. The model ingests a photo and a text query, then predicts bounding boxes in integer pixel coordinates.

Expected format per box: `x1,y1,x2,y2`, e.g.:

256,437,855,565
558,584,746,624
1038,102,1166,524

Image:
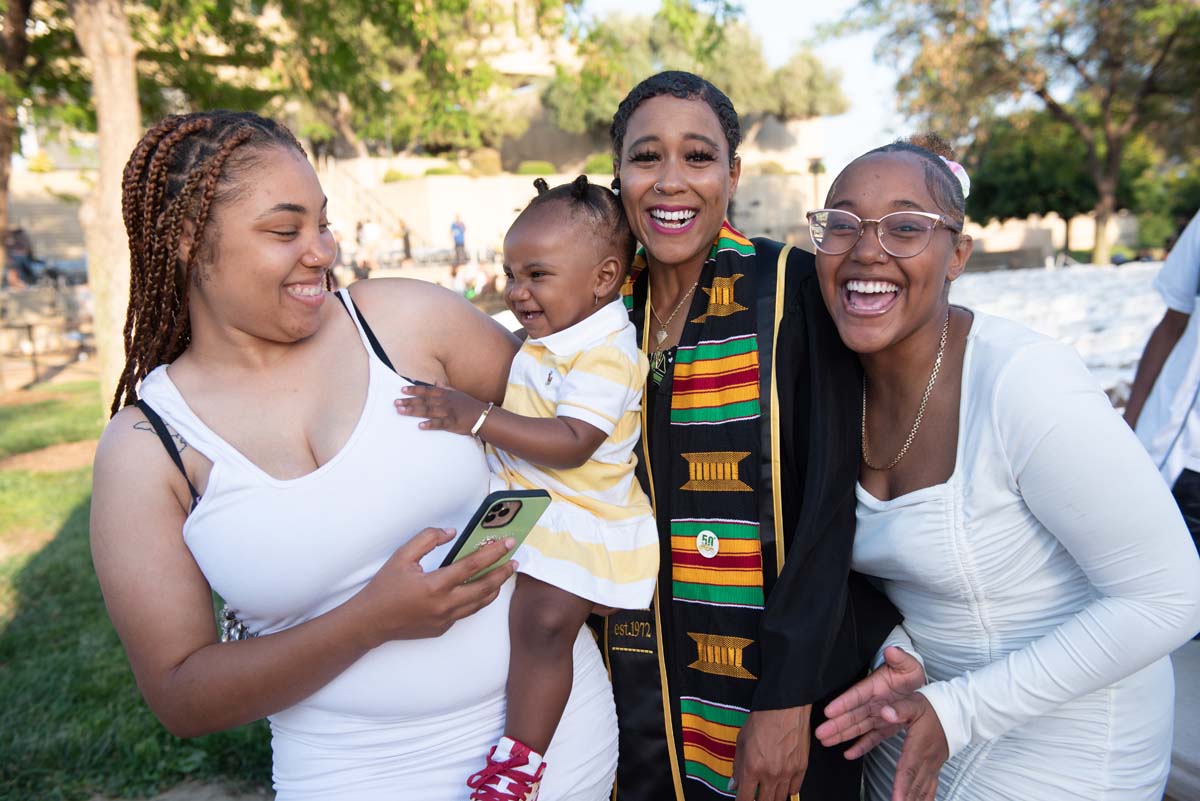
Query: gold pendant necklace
650,279,699,347
862,309,951,471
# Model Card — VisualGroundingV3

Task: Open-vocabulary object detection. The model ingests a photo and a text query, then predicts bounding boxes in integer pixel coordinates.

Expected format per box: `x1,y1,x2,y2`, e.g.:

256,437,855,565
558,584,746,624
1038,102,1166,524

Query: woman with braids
397,175,655,800
89,111,617,801
809,135,1200,800
596,70,902,801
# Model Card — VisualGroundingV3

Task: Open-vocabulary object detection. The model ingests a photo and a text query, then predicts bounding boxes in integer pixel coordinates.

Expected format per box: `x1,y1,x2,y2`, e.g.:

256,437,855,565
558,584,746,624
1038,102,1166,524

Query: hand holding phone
439,489,551,581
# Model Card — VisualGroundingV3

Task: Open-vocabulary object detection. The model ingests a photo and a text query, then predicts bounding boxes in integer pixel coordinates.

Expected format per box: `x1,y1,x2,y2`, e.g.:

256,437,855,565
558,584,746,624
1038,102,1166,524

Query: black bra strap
333,291,432,386
333,291,396,372
135,399,201,509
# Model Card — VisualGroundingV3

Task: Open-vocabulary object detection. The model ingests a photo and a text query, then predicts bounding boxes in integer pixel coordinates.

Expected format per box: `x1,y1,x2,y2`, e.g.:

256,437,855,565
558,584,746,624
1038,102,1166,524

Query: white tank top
137,291,565,798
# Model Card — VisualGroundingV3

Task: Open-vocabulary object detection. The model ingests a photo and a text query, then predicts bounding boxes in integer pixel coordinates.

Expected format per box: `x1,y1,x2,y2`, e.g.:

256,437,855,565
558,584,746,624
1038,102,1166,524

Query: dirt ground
0,437,97,472
0,351,100,476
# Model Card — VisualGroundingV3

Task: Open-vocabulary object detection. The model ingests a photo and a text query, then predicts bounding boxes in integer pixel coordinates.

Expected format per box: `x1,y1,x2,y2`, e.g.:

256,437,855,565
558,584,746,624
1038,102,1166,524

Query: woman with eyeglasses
808,134,1200,801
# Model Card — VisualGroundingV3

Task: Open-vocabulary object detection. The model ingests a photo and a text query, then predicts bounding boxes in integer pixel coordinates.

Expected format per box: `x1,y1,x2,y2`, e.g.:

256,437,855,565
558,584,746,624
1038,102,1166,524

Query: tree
543,0,848,139
15,0,575,402
968,111,1097,252
842,0,1200,264
131,1,543,156
0,0,31,284
68,0,140,404
1129,159,1200,251
969,109,1156,254
0,0,90,284
807,157,826,209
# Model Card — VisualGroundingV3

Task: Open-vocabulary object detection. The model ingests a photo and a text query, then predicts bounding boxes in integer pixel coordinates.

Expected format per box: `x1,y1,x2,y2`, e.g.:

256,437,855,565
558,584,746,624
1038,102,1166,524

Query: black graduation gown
597,242,901,801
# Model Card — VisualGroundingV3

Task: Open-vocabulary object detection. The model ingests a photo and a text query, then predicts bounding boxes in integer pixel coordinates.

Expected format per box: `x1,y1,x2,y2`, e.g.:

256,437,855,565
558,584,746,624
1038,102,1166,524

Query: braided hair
520,175,637,273
113,111,311,416
610,71,741,168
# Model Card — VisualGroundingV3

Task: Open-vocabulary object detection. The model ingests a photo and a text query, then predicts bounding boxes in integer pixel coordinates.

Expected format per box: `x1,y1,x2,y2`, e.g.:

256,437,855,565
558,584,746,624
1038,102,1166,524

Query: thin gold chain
649,279,699,343
862,309,951,471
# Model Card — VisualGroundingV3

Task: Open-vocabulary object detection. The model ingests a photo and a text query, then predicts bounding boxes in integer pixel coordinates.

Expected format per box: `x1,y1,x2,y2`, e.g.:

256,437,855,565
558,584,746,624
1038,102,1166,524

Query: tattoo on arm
133,420,190,454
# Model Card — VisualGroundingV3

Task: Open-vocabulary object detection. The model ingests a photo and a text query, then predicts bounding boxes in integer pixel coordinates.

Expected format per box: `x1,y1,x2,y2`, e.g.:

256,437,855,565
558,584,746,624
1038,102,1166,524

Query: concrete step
9,198,85,260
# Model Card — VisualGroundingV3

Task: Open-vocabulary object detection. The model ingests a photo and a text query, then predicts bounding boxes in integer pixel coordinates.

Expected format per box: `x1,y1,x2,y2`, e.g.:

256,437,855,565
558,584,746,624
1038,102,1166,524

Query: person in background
3,226,36,288
452,214,468,266
1125,208,1200,552
355,218,380,279
399,218,413,265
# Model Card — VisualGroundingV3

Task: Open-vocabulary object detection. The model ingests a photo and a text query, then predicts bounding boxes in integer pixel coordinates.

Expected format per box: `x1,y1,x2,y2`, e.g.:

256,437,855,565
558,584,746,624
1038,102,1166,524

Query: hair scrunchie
939,155,971,199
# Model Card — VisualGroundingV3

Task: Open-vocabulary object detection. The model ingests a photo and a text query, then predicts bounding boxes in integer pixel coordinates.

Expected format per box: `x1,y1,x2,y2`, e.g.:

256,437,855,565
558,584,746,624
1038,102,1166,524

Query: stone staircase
9,196,85,261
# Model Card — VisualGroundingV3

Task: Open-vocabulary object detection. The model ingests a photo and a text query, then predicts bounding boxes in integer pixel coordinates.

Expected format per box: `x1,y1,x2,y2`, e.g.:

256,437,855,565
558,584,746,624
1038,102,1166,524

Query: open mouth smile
648,207,698,231
285,282,326,307
843,279,900,315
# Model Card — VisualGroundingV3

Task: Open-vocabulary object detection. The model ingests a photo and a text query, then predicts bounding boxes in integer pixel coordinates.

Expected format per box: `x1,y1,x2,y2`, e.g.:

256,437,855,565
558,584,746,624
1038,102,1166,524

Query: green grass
0,380,105,459
0,398,272,798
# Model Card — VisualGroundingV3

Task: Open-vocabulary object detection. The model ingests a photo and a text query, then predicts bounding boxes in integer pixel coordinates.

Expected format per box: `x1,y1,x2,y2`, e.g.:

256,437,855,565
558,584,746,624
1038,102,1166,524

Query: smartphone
439,489,551,581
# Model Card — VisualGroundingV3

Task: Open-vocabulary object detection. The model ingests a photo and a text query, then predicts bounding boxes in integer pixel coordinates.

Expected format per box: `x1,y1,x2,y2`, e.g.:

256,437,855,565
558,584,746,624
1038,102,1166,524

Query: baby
396,176,658,801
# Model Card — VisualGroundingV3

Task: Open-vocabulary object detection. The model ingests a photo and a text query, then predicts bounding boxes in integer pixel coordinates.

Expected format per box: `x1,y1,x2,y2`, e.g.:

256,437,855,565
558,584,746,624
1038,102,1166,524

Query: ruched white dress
138,289,618,801
856,312,1200,801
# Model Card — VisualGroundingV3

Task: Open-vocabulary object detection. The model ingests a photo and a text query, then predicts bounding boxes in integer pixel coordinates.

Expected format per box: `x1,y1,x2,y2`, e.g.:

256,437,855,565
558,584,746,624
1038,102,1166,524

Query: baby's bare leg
505,574,596,753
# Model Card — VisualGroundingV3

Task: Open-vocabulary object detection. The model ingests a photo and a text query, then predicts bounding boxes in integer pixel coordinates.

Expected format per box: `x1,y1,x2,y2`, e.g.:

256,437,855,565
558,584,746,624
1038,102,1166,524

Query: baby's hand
394,384,488,436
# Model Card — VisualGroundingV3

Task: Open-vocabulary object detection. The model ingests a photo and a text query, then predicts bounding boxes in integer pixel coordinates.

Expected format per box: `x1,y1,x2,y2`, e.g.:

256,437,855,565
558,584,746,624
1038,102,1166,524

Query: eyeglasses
806,209,962,259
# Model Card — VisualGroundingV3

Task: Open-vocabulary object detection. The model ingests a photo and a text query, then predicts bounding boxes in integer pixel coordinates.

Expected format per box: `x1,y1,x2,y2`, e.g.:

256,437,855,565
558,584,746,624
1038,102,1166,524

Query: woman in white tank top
90,111,616,801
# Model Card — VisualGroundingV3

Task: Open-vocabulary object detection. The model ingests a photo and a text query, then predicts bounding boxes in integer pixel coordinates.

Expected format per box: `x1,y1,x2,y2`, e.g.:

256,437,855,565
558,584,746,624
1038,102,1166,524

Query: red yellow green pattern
670,518,765,609
672,335,760,425
680,696,749,796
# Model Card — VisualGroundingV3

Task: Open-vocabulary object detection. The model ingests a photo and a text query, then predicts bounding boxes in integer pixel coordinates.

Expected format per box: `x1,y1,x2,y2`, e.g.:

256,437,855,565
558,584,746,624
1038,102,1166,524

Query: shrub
1137,210,1175,250
757,161,787,175
27,151,53,173
382,168,412,183
582,152,614,174
1109,244,1137,264
471,148,503,176
516,160,556,175
424,164,462,176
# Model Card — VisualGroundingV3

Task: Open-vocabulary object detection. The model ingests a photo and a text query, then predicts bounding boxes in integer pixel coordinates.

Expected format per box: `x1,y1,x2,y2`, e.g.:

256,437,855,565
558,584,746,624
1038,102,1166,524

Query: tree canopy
543,0,849,139
841,0,1200,263
967,108,1157,251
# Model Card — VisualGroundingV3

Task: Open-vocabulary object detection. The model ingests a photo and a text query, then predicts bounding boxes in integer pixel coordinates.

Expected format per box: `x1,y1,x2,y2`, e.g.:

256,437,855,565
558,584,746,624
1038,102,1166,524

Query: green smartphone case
438,489,551,581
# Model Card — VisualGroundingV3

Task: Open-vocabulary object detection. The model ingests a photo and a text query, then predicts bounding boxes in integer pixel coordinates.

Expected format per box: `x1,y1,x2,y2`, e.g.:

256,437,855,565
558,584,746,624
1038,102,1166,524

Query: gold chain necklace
862,309,951,471
649,279,699,347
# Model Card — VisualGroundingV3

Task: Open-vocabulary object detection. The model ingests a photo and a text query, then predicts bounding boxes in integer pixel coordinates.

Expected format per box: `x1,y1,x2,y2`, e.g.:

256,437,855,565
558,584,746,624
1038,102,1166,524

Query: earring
610,177,621,196
593,293,600,306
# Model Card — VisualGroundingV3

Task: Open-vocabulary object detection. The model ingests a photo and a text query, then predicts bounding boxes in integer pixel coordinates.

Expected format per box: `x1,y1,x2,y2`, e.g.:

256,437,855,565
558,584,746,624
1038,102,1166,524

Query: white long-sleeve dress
857,312,1200,801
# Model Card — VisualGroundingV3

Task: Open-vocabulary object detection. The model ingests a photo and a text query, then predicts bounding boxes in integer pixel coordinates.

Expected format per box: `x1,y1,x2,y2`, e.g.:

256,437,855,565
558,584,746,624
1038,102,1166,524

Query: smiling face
187,146,336,345
815,152,972,355
616,95,740,273
502,204,622,339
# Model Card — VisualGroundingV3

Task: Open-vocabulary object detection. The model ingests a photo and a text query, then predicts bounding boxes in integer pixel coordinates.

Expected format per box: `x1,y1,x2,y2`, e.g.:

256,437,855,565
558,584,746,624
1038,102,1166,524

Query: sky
577,0,905,174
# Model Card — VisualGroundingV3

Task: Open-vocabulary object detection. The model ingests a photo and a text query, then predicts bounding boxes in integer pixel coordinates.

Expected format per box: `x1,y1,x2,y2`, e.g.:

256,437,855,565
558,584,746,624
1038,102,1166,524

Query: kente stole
619,222,786,798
